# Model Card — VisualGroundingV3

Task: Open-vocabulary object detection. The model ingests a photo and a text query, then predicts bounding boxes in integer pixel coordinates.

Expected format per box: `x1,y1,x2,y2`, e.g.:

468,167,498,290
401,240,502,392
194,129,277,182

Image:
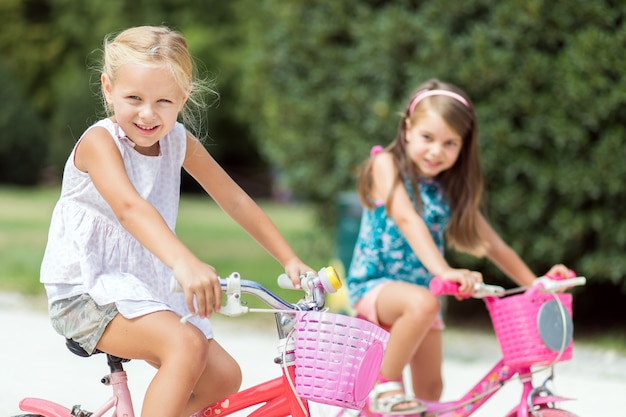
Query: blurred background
1,0,624,348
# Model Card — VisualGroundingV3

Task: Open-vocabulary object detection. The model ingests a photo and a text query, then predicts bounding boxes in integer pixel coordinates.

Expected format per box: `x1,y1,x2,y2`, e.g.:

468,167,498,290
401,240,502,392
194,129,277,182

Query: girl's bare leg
409,328,443,401
181,338,242,415
376,282,439,381
96,311,241,417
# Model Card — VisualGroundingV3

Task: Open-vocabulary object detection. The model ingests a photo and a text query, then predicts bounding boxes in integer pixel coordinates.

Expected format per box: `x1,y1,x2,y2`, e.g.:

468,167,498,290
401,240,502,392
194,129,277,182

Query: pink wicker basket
293,311,390,409
486,288,573,368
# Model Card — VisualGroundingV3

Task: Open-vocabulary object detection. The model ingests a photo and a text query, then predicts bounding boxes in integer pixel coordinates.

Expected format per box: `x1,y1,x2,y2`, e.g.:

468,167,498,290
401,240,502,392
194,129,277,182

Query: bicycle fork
510,367,574,417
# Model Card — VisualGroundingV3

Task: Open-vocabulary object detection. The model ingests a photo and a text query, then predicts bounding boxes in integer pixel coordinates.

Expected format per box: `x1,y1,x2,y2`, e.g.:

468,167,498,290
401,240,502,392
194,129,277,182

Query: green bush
0,59,47,185
1,0,624,292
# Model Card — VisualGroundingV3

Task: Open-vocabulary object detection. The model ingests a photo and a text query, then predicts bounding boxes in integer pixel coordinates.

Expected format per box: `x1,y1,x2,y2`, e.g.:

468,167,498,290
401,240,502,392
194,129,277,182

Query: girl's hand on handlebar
439,268,483,296
538,264,573,293
173,259,222,318
544,264,572,280
283,258,316,290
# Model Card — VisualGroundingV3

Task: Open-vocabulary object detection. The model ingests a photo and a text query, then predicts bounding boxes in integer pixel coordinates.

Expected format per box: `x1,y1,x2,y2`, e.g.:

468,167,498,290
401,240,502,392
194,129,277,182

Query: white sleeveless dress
40,118,213,338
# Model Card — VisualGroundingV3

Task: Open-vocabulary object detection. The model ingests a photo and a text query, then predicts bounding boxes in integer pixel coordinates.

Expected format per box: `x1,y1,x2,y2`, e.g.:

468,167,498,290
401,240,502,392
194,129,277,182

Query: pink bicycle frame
419,360,571,416
356,360,573,417
19,370,135,417
19,355,308,417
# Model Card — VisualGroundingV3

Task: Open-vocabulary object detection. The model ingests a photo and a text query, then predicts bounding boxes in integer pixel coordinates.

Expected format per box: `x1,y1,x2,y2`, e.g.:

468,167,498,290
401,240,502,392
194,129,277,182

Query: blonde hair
100,26,216,138
357,79,486,255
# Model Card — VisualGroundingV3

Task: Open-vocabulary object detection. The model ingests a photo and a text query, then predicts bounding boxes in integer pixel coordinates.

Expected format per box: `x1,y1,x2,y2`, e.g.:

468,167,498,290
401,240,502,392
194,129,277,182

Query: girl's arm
371,153,480,291
182,132,312,282
75,127,221,318
477,213,571,285
476,213,536,286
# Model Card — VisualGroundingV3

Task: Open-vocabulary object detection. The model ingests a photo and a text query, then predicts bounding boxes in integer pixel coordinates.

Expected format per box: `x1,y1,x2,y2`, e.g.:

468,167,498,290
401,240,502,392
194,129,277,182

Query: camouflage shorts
49,294,118,355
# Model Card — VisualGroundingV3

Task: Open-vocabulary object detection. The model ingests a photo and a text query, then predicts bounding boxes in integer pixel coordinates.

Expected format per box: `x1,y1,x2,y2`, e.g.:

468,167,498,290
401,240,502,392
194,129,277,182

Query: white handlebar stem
172,273,250,323
220,272,249,317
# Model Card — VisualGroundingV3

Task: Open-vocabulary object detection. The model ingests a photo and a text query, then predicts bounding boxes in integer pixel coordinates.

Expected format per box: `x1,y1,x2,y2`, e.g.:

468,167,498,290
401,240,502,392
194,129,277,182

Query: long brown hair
356,79,486,254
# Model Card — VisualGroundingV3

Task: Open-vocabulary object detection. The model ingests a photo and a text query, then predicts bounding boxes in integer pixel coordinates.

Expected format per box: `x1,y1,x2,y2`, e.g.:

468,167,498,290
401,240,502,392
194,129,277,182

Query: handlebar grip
536,276,586,291
429,277,460,296
277,273,296,289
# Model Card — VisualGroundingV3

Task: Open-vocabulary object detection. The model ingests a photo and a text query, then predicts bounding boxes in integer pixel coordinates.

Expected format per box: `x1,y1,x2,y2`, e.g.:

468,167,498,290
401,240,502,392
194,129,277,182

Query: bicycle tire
529,407,579,417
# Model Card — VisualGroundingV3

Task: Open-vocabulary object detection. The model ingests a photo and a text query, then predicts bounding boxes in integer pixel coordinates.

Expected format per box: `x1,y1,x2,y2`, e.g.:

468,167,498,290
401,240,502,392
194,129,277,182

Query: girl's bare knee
161,327,210,380
405,294,439,323
423,294,440,316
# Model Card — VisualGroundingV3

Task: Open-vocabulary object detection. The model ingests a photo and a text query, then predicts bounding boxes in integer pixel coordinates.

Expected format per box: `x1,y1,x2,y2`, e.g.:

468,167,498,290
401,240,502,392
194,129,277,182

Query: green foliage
0,0,265,190
234,0,626,290
0,58,47,184
1,0,625,292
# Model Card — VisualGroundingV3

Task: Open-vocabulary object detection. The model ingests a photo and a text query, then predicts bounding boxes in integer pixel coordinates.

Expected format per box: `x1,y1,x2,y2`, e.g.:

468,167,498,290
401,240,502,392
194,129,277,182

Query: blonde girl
41,26,313,417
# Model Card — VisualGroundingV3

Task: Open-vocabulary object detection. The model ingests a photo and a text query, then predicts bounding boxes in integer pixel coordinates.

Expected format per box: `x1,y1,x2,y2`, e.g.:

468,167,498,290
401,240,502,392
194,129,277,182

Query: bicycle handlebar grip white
277,273,296,289
536,276,586,291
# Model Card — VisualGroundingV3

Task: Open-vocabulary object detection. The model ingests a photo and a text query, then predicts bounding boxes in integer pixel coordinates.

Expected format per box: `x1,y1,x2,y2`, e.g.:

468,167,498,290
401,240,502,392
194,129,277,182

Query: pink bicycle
13,266,390,417
339,272,586,417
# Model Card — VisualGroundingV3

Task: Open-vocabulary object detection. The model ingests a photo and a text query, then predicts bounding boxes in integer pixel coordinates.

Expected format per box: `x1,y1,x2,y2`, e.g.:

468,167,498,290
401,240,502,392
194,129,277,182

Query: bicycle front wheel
529,407,579,417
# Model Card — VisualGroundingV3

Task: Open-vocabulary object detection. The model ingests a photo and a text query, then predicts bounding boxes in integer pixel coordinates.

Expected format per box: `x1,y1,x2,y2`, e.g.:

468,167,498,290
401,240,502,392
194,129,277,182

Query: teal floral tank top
347,176,450,306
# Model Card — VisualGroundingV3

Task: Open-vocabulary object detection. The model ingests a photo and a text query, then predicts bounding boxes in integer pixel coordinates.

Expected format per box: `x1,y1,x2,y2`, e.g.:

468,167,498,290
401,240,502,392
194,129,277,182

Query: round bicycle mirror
537,300,573,351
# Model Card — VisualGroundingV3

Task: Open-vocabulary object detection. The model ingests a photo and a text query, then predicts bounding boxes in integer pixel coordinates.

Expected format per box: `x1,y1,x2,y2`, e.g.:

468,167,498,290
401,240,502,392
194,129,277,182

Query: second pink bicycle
337,272,586,417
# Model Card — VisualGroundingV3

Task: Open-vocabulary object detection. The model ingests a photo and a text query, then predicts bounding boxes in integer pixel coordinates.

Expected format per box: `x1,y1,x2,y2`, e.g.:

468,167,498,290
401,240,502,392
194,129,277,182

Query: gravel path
2,292,624,416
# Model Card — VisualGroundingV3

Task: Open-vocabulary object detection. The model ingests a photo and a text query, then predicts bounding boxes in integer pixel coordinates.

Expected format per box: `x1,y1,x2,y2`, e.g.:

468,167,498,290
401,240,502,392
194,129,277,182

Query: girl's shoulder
88,117,116,133
370,150,397,176
77,119,122,148
76,118,118,145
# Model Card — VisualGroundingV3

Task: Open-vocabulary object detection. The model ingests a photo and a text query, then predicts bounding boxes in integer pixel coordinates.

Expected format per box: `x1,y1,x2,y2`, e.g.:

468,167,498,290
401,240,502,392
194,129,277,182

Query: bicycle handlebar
171,266,342,322
430,272,586,298
429,279,505,298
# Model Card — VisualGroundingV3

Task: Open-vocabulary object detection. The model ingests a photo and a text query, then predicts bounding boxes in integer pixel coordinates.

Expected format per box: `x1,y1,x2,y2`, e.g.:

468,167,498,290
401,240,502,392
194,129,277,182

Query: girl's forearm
397,216,451,276
116,198,196,269
487,244,536,286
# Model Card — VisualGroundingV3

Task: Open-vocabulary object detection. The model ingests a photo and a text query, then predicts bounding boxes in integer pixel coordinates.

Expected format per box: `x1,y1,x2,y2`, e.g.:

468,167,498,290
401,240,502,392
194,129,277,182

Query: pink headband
408,89,469,114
